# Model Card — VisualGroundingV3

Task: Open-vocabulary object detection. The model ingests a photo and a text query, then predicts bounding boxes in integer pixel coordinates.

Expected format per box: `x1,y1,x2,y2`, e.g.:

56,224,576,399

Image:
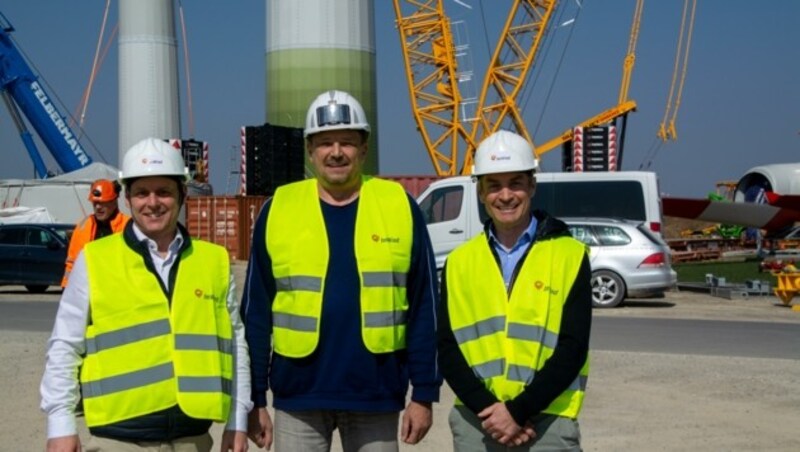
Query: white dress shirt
40,224,252,438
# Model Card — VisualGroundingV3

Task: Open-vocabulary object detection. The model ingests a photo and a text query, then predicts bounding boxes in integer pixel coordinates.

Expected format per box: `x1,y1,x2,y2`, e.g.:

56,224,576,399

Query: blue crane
0,11,92,178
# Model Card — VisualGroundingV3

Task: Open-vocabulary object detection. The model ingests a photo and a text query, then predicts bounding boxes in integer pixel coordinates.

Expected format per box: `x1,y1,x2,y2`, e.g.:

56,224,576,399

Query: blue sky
1,0,798,197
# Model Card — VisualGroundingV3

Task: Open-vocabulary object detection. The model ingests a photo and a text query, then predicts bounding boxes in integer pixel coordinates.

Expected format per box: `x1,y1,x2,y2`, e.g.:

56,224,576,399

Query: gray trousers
274,409,400,452
84,432,213,451
448,405,582,452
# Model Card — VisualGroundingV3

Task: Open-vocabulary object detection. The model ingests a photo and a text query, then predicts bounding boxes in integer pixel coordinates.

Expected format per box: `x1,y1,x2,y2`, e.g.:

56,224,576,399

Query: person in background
437,130,592,451
41,138,252,452
61,179,129,287
187,159,214,196
243,90,441,451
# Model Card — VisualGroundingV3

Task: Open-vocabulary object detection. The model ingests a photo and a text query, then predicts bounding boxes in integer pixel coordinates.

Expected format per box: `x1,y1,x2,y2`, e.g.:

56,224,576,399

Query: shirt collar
131,222,184,255
488,214,538,251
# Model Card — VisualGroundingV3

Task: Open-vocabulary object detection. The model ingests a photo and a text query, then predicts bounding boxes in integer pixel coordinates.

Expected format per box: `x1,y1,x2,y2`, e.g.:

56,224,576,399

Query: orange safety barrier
772,272,800,311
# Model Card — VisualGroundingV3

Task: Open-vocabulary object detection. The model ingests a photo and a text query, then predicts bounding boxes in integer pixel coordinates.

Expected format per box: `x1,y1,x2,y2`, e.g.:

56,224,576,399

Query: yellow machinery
533,0,643,157
464,1,557,172
394,0,695,174
772,271,800,311
657,0,697,142
533,0,698,157
392,0,475,176
393,0,557,176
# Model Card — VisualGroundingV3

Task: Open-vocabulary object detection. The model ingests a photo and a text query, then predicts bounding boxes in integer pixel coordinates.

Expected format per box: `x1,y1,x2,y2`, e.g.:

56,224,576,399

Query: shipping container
186,179,437,260
186,196,267,261
383,175,442,198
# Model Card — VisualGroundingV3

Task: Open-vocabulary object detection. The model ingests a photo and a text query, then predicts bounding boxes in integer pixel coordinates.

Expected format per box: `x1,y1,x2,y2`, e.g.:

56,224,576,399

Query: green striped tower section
265,0,378,176
266,50,378,176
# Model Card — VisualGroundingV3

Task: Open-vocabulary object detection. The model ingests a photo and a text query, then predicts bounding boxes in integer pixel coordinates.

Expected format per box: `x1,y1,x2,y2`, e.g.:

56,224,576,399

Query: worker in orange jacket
61,179,129,287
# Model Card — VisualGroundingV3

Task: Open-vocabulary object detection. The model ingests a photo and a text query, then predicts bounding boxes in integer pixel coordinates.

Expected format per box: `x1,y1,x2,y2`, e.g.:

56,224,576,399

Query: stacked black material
244,124,306,196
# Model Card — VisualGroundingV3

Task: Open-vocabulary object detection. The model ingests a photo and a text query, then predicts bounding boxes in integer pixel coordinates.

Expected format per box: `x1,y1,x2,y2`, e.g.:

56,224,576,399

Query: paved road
6,296,799,360
6,287,800,451
0,301,58,332
591,316,800,359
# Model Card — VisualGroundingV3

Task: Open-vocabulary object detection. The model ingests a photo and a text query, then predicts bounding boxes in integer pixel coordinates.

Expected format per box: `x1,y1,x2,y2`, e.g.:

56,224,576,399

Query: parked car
563,217,677,308
0,223,74,293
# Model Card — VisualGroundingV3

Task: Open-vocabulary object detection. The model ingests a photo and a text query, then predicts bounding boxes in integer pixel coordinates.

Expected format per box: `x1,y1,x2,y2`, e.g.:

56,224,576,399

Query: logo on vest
194,288,220,303
371,234,400,244
534,280,559,295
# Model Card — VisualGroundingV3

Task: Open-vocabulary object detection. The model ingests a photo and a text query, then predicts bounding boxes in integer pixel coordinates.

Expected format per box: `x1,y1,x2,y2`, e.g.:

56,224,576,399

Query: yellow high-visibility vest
446,232,590,419
81,234,233,427
267,177,412,357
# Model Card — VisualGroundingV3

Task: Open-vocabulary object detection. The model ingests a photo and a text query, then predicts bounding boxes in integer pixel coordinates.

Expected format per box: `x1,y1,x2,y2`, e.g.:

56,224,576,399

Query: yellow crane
392,1,475,176
657,0,697,141
393,0,557,176
533,0,643,158
464,0,558,173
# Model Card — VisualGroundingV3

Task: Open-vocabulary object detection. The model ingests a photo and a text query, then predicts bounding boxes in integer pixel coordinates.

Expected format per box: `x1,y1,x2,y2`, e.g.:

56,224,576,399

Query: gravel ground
8,263,800,451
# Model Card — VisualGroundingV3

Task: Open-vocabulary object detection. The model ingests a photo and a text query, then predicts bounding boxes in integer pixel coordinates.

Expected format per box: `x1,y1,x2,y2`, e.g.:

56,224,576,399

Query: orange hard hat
88,179,120,203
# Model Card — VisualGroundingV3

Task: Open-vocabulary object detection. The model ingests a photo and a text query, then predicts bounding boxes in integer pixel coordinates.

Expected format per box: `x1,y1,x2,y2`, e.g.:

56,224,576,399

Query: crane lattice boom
393,0,557,176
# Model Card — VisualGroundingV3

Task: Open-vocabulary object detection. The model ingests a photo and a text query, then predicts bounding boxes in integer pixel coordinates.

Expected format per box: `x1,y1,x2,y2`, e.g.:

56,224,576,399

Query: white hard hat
472,130,538,176
304,90,370,138
119,138,189,182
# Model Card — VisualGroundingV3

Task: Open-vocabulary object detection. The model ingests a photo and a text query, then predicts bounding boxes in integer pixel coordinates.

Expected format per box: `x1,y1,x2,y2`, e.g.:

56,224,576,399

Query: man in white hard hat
41,138,252,452
437,130,591,451
243,90,441,450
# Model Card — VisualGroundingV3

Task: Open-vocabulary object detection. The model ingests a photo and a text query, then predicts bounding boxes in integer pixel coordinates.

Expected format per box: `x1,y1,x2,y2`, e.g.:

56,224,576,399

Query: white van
416,171,663,270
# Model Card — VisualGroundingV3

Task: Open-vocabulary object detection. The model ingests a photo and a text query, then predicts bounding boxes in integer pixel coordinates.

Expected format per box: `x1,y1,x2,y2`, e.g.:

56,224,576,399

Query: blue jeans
448,405,582,451
274,409,400,452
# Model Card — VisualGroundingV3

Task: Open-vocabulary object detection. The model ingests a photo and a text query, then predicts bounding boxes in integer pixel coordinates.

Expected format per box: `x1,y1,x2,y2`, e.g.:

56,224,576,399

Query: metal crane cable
477,0,494,61
529,1,583,139
177,0,195,137
644,0,696,169
667,0,696,135
657,0,696,141
518,1,565,117
475,0,581,139
75,0,112,134
75,25,117,133
638,137,663,170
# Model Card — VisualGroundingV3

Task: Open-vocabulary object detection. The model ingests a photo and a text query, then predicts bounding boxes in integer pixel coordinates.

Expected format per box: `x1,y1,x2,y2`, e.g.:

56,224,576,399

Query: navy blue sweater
242,193,441,412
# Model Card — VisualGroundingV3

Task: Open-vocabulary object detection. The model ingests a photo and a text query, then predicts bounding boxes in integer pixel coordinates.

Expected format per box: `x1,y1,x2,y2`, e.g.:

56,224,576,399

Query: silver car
563,217,677,308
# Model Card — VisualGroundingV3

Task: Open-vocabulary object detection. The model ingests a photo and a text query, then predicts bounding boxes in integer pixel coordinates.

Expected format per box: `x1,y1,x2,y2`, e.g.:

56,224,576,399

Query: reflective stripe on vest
81,235,232,427
446,233,590,419
267,177,413,357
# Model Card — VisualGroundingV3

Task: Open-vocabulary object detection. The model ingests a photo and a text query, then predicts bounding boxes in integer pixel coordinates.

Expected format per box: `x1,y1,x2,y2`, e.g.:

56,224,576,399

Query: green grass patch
674,259,774,284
